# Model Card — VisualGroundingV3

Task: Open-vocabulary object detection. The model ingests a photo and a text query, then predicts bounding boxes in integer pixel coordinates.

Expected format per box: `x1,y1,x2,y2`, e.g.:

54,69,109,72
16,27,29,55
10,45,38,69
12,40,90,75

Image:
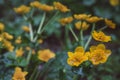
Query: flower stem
80,29,84,46
25,50,32,70
69,25,79,42
37,12,46,34
29,66,38,80
33,12,46,42
29,23,34,42
98,26,107,31
84,23,95,50
65,25,72,50
40,11,59,34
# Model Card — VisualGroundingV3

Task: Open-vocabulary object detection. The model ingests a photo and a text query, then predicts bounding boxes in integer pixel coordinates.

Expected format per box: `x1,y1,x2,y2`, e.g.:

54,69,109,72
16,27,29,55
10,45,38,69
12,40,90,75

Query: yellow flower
15,36,22,44
38,49,55,62
2,32,13,40
88,44,111,65
25,46,31,51
67,47,88,67
14,5,31,14
0,23,5,31
92,30,111,42
53,2,70,12
22,26,30,32
30,1,54,11
75,21,89,30
109,0,119,6
59,17,73,26
105,19,116,29
37,39,43,44
39,4,54,12
0,36,3,41
74,14,91,20
12,67,28,80
16,47,24,57
86,16,103,23
30,1,42,8
3,40,14,52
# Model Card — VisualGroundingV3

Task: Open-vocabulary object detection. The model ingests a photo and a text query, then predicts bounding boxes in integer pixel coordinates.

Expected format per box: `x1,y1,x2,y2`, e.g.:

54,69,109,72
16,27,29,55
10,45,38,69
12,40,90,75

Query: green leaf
18,58,28,67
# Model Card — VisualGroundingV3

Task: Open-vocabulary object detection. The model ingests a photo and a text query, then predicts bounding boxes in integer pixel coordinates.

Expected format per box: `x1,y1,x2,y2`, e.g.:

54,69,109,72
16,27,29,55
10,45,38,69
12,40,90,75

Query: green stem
23,15,34,42
65,25,71,50
37,12,46,34
84,36,92,51
33,12,46,42
84,23,95,50
80,29,84,46
29,23,34,42
40,11,59,34
25,50,32,71
34,70,41,80
98,26,107,31
29,66,38,80
69,25,79,42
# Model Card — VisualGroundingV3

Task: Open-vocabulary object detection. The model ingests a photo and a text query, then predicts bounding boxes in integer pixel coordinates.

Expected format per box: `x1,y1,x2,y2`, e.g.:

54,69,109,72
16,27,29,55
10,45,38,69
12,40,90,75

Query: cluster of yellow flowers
14,1,70,14
57,8,116,67
67,44,111,66
0,23,14,51
10,1,117,79
59,14,116,30
64,14,116,67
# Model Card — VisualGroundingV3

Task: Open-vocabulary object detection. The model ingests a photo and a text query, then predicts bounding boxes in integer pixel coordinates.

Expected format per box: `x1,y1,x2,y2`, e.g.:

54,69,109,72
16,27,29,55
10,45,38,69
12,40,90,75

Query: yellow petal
97,44,105,50
90,46,96,52
75,46,84,53
68,52,74,57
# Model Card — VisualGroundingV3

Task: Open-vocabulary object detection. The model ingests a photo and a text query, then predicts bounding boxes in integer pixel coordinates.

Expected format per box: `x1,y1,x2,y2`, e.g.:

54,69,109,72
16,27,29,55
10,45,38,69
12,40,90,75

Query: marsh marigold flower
92,30,111,42
25,46,31,51
67,47,88,67
15,36,22,44
22,26,30,32
12,67,28,80
109,0,119,6
86,16,103,23
87,44,111,65
16,47,24,57
38,38,43,44
39,4,54,11
75,21,89,30
3,32,13,40
30,1,42,8
14,5,30,14
59,17,73,26
0,23,5,31
30,1,54,11
74,14,91,20
0,35,3,41
105,19,116,29
38,49,55,62
53,2,70,12
3,40,14,52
